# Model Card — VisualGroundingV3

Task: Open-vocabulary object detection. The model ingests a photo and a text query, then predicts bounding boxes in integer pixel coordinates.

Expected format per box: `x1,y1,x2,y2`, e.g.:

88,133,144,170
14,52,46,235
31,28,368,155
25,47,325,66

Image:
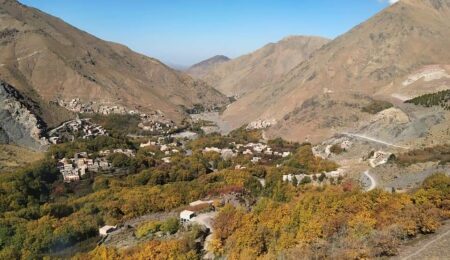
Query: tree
300,176,312,185
108,153,133,168
318,173,327,182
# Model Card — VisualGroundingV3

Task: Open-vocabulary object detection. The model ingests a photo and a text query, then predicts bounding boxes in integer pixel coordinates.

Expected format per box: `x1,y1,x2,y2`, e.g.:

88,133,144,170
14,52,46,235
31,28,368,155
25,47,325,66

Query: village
45,105,368,260
47,118,108,144
58,148,136,183
57,98,177,134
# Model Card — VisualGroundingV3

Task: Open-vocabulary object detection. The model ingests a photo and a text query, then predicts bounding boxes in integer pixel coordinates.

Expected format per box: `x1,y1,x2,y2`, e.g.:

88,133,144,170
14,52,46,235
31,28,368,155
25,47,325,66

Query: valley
0,0,449,259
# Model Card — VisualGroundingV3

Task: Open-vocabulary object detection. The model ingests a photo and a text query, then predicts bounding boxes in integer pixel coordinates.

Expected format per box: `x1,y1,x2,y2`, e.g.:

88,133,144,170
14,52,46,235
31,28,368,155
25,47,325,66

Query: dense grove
406,90,450,110
85,114,146,135
210,174,450,259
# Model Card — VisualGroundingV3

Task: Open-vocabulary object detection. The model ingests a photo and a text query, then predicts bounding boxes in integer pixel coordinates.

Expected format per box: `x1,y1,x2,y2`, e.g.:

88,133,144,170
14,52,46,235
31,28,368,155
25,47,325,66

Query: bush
108,153,133,168
160,218,180,235
135,221,162,238
330,144,344,155
362,100,393,114
300,176,312,185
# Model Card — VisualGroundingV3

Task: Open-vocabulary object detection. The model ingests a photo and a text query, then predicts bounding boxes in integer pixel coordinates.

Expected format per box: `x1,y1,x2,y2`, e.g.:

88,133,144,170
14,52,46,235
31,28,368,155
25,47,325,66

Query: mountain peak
187,55,231,78
190,55,230,69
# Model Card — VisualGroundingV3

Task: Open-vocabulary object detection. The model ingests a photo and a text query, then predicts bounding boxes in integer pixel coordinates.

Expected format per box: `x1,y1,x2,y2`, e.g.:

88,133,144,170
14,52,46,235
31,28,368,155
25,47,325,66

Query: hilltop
187,55,230,78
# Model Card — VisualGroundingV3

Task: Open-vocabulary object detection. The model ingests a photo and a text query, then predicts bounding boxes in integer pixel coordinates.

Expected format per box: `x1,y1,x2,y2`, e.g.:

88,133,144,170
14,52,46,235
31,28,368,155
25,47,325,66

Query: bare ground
394,220,450,260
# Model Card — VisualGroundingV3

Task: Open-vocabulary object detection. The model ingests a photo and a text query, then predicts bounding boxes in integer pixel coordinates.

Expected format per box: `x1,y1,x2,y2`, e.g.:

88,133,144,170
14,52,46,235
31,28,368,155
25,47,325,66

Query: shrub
160,218,180,235
362,100,393,114
330,144,344,155
135,221,162,238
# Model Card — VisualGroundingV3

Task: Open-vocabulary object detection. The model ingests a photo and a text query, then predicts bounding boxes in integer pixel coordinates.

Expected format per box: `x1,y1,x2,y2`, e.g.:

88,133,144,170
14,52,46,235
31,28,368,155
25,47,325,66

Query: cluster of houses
140,138,184,163
58,148,137,183
48,118,107,144
99,148,136,158
246,119,277,130
138,113,176,134
57,98,176,135
58,152,111,183
57,98,133,115
202,142,292,164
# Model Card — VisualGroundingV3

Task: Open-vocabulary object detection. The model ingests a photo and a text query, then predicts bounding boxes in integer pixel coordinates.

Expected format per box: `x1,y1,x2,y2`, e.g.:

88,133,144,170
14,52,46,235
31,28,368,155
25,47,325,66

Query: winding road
342,133,409,150
363,170,377,191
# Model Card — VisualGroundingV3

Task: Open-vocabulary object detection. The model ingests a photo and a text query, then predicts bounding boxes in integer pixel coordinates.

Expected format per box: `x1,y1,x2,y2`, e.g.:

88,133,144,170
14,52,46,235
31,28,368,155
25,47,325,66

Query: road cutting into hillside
363,170,377,191
342,133,410,150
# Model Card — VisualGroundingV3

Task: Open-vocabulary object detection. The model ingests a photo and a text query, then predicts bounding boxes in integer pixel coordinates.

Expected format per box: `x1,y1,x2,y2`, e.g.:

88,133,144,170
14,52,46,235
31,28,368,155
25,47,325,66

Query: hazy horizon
20,0,392,67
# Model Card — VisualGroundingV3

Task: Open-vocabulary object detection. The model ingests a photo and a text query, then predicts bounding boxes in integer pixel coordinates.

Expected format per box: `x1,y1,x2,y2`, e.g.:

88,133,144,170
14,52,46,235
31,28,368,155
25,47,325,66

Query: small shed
180,210,195,224
99,225,117,236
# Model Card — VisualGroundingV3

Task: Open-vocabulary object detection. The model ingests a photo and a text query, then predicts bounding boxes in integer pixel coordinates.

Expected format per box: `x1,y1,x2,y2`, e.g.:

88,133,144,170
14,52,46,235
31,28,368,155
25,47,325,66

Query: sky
19,0,393,67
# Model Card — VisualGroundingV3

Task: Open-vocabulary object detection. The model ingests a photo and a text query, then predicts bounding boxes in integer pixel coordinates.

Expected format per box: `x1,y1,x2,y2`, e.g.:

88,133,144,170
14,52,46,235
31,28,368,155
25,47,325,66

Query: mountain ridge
221,0,450,142
194,35,330,97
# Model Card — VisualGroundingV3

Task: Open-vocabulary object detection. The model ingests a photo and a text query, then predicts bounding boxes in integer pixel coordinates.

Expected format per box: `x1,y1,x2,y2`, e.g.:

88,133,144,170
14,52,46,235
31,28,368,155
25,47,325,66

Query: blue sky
19,0,392,67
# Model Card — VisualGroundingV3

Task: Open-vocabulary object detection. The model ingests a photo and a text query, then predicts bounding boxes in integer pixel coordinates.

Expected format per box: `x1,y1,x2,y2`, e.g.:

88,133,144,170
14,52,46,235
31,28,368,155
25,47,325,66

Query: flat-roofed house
180,210,195,224
99,225,117,236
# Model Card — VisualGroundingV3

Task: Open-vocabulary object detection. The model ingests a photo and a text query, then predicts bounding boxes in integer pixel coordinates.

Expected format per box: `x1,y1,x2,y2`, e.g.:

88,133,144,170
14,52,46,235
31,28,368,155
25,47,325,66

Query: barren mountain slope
222,0,450,143
197,36,329,97
187,55,230,79
0,0,228,127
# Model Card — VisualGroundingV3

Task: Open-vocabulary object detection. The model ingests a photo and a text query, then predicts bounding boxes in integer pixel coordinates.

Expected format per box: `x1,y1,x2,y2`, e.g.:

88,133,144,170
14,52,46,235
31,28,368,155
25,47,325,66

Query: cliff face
0,81,47,150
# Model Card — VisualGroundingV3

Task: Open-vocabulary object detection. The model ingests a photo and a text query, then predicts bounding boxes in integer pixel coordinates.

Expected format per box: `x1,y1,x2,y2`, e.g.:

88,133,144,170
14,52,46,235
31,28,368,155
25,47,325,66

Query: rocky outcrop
0,81,48,150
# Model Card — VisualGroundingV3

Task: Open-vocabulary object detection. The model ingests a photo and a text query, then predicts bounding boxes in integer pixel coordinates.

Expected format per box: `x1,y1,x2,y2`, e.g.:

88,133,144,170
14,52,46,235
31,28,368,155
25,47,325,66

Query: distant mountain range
187,55,230,78
208,0,450,142
188,36,329,97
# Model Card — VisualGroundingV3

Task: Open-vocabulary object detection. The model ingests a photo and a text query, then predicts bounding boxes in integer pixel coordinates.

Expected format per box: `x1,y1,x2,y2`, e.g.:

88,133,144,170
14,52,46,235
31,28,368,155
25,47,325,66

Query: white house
180,210,195,224
99,225,117,236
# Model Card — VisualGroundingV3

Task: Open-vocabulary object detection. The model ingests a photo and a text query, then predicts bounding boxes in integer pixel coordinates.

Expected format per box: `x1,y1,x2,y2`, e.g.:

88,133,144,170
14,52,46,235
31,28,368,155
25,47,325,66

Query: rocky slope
221,0,450,143
194,36,330,97
0,81,48,150
0,0,228,129
187,55,230,79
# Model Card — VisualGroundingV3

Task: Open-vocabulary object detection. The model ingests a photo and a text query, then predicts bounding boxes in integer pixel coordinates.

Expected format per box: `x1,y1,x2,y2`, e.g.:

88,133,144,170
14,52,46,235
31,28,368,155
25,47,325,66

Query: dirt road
395,221,450,260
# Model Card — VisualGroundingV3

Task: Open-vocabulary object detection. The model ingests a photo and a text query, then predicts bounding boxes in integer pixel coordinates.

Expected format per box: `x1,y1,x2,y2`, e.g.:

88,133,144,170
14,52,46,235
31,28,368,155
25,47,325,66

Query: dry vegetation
361,100,393,114
395,145,450,166
0,145,44,173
